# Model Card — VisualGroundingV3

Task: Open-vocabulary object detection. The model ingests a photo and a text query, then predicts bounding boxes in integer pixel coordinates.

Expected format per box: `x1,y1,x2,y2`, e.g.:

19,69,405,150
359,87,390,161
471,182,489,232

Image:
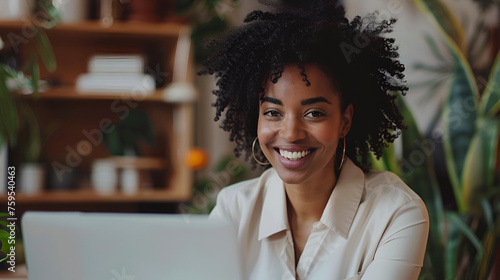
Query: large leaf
462,118,499,209
413,0,467,53
0,227,10,260
444,215,462,280
475,217,500,279
30,51,40,96
479,51,500,117
369,142,399,176
446,212,484,257
442,53,479,213
19,102,42,162
34,28,57,73
398,97,445,279
0,69,19,146
413,1,479,210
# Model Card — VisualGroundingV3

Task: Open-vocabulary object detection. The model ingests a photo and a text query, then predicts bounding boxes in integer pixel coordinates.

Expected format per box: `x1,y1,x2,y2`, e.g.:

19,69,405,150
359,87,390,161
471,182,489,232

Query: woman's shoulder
363,169,425,208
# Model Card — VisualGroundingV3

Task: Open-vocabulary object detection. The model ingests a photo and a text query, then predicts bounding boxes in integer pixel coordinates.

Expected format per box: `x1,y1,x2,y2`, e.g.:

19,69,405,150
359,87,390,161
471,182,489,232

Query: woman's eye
264,110,282,117
305,111,325,118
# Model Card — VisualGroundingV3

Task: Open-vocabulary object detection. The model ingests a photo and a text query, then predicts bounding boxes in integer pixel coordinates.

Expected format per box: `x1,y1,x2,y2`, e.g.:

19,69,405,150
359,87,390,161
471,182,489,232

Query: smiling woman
201,1,429,279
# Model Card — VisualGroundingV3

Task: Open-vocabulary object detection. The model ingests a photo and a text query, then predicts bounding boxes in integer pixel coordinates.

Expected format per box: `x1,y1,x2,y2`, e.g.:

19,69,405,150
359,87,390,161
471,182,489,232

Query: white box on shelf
76,73,155,94
88,55,145,74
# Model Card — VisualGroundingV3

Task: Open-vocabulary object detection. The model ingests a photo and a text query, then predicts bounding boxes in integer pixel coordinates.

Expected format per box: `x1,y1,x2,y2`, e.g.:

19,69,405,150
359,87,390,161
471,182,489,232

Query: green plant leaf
0,68,19,146
0,220,8,227
36,0,62,27
444,216,461,280
35,28,57,73
30,51,40,96
462,118,499,209
382,143,400,176
0,228,10,256
446,212,484,257
475,218,500,279
104,128,124,156
481,198,494,230
413,0,467,53
413,0,480,210
369,142,399,176
19,102,42,162
479,51,500,117
442,52,479,213
368,149,387,171
424,34,448,63
397,96,446,279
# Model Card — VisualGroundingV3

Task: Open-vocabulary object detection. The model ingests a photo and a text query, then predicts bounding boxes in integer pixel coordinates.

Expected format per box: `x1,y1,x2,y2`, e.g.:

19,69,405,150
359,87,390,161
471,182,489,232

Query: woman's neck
284,173,338,266
284,172,337,223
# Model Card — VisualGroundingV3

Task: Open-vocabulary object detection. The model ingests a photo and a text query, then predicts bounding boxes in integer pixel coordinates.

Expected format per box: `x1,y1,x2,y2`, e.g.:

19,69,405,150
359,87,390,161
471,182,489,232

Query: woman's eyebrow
301,97,332,105
260,96,282,105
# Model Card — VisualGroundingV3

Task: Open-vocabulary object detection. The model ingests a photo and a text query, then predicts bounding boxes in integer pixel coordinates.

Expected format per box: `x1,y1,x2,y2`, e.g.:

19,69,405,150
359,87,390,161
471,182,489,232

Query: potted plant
371,0,500,278
95,108,156,195
0,0,59,193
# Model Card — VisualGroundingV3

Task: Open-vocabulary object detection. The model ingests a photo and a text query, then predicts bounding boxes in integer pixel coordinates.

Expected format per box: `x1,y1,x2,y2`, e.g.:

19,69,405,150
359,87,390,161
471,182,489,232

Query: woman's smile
274,146,315,169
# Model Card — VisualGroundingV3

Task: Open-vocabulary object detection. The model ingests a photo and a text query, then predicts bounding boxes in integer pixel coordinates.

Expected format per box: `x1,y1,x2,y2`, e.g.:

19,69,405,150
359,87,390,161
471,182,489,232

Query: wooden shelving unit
0,19,195,206
14,85,191,103
10,188,191,204
0,20,189,36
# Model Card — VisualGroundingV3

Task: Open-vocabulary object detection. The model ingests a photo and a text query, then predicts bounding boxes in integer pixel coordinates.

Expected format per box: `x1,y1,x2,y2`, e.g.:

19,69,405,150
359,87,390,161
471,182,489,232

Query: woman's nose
279,115,306,142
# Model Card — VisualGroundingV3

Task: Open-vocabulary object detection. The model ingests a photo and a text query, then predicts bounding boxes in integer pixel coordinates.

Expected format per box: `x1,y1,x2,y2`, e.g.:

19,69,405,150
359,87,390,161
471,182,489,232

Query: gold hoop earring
252,137,270,166
338,137,346,171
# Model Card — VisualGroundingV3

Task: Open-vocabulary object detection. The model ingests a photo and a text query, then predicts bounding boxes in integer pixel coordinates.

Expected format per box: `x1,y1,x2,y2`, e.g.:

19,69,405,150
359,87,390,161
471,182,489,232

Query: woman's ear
341,104,354,138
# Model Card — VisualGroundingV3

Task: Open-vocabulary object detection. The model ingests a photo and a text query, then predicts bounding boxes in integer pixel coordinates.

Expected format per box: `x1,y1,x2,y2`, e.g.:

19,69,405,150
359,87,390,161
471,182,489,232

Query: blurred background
0,0,498,279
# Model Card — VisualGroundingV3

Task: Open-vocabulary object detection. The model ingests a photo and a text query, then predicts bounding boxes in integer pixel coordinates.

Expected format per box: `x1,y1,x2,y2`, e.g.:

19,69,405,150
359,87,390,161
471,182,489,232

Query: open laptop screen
22,212,241,280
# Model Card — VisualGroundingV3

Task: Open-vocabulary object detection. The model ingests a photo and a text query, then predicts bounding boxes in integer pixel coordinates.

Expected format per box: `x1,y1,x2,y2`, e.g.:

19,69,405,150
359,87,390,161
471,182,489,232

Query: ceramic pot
91,159,117,195
19,162,46,195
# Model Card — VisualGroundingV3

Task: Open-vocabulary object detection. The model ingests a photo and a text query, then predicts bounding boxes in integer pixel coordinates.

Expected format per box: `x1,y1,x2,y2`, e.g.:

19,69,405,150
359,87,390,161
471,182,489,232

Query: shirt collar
258,157,365,241
258,169,288,241
320,158,365,239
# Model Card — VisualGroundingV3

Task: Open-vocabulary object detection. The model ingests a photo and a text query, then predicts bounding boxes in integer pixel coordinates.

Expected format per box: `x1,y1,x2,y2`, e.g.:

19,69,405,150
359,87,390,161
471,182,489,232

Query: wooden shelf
0,20,190,37
0,19,29,28
0,18,195,208
0,188,191,204
14,85,195,103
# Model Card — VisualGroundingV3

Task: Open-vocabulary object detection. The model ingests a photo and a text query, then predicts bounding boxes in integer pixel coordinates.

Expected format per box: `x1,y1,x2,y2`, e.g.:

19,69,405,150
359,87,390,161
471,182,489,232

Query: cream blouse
209,158,429,280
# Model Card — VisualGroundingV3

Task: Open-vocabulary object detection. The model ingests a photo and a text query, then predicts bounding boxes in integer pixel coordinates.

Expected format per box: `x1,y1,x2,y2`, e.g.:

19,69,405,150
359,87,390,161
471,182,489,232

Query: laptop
21,211,242,280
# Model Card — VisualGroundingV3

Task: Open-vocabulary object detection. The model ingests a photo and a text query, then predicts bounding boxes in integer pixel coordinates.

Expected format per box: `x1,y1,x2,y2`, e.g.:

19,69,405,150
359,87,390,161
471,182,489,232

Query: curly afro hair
199,0,408,172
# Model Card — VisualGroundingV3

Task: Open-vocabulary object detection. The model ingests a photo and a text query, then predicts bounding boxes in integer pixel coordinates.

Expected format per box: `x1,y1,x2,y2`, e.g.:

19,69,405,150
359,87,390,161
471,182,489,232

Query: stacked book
76,55,155,94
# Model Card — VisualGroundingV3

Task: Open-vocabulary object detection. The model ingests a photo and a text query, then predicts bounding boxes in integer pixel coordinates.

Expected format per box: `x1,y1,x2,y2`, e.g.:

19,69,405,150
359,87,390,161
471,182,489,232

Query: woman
201,1,429,279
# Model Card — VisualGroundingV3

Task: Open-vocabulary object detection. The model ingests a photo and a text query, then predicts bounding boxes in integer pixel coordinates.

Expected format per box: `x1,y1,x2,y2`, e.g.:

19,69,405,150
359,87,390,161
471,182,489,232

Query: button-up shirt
209,158,429,280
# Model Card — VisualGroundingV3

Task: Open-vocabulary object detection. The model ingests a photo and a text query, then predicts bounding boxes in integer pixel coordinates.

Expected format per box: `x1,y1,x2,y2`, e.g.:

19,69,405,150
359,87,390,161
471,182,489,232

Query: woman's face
257,64,353,186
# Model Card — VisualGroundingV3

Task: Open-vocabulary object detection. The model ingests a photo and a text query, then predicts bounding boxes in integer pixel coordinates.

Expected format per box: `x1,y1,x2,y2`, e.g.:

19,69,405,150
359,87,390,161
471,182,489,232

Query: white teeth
279,149,311,161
